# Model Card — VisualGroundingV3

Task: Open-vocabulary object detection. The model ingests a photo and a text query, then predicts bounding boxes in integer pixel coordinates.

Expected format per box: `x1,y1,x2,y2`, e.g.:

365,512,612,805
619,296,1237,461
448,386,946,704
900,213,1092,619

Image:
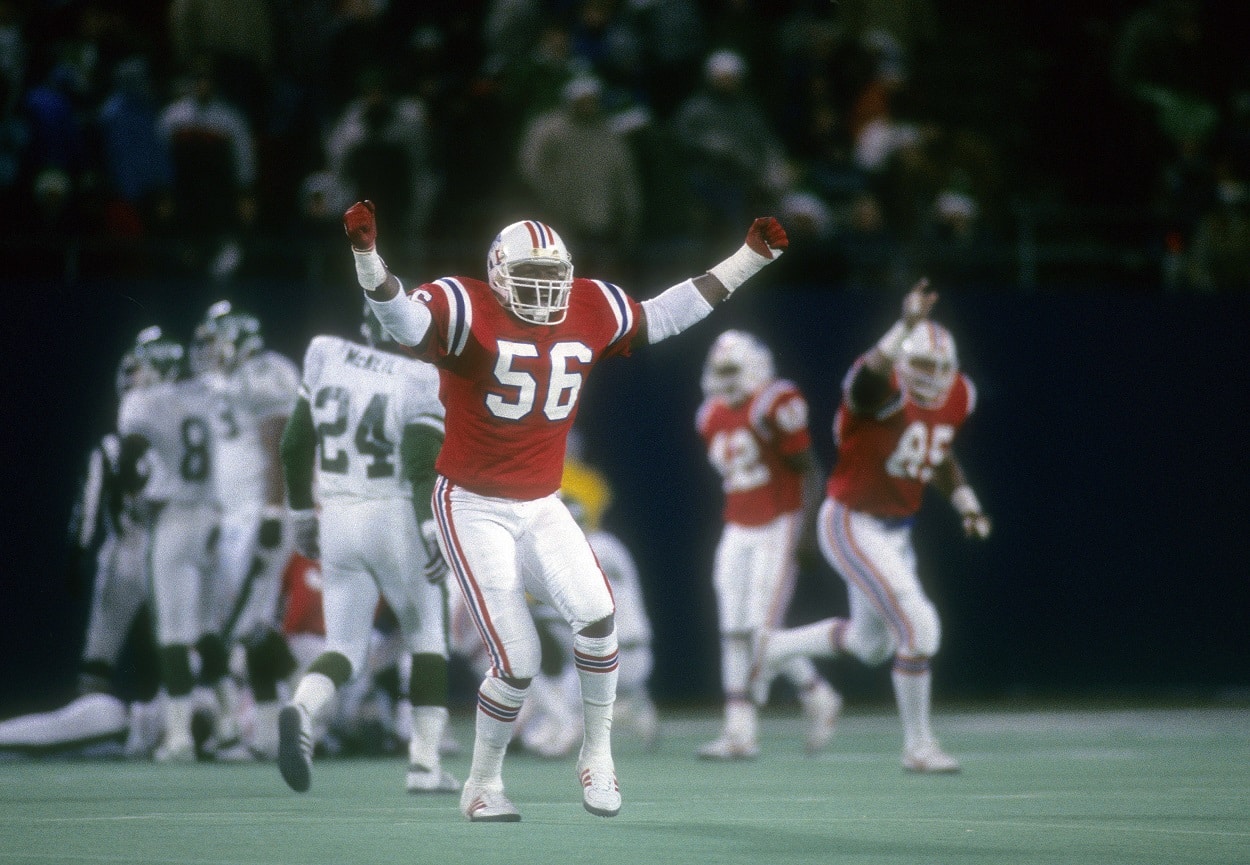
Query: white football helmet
191,300,263,375
897,321,958,407
486,220,574,325
701,330,775,406
120,325,185,391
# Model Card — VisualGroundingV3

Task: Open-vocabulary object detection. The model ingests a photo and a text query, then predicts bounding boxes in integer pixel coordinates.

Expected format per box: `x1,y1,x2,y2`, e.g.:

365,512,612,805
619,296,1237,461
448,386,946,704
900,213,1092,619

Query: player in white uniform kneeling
342,198,787,821
116,327,220,762
750,280,992,773
695,330,841,760
277,304,457,795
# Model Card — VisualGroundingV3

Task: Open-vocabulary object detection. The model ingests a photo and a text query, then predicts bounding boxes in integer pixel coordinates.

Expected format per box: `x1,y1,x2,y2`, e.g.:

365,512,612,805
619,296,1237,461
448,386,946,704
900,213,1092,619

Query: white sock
469,677,527,788
781,655,820,691
292,672,337,727
409,705,448,770
768,618,843,662
720,634,751,701
725,697,758,744
164,695,193,747
573,632,618,765
891,656,934,751
251,700,280,755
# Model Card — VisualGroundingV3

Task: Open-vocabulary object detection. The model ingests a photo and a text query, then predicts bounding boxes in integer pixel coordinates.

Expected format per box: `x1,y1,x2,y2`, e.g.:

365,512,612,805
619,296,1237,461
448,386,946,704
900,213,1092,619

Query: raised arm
344,200,433,347
633,217,789,348
848,278,935,412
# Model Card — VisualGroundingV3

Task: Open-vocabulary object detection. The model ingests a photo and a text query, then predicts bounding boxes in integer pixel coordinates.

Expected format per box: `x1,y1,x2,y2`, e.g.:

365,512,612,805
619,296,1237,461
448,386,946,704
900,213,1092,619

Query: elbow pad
641,279,713,344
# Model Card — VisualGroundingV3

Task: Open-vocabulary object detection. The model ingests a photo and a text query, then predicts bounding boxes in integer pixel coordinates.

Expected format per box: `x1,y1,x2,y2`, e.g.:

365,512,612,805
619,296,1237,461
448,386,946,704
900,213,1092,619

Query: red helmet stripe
524,221,541,247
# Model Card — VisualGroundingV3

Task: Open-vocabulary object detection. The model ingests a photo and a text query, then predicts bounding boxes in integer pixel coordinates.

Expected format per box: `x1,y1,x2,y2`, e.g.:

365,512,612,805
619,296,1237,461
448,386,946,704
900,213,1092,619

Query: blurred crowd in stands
0,0,1246,291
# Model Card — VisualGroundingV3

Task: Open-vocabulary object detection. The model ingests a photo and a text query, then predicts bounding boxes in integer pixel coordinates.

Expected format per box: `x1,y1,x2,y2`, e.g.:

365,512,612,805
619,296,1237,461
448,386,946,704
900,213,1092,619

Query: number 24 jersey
300,335,444,502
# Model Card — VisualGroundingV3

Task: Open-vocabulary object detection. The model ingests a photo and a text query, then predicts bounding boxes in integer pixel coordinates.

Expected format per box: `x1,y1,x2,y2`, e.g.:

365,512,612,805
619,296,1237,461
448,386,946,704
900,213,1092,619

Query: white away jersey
206,349,300,508
301,335,444,502
117,379,217,505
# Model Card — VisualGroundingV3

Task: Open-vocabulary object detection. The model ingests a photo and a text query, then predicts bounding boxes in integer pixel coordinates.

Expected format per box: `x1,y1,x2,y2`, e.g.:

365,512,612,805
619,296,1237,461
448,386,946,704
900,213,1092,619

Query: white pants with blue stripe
817,497,940,661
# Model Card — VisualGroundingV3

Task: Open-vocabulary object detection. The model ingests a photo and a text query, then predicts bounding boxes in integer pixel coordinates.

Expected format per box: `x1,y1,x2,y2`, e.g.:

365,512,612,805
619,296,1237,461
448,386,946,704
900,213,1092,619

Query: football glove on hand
951,486,991,540
419,518,448,584
962,512,992,540
344,200,377,251
901,277,937,328
290,509,320,560
745,216,788,260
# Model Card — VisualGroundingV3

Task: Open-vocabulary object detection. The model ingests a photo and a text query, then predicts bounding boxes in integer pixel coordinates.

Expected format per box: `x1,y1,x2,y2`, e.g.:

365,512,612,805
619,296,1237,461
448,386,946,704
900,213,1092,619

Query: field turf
3,705,1247,865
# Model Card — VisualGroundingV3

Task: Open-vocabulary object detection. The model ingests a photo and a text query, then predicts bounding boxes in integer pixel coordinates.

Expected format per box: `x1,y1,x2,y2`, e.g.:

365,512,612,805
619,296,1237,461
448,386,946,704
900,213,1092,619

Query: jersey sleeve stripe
437,278,473,357
594,280,632,346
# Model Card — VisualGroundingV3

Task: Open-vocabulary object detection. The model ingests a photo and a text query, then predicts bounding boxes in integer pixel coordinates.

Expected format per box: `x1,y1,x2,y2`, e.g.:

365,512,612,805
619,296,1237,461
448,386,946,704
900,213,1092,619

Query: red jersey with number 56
697,379,812,526
827,356,976,518
401,275,641,499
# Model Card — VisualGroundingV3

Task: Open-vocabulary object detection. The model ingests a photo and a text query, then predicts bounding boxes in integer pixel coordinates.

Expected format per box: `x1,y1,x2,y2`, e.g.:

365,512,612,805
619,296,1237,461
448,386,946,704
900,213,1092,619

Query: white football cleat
696,735,759,761
460,783,521,822
902,742,961,774
277,705,314,792
578,762,621,817
406,764,460,794
801,682,842,754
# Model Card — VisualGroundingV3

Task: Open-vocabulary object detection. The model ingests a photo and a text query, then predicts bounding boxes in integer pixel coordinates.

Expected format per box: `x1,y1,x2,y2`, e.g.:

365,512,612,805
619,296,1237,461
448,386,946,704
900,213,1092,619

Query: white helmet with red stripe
897,321,958,407
701,329,775,406
487,220,574,325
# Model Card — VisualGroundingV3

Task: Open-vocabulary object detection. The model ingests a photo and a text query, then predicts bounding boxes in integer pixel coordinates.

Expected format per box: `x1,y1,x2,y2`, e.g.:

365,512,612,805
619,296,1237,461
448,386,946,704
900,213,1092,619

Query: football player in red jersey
694,330,841,761
751,279,991,774
320,200,787,822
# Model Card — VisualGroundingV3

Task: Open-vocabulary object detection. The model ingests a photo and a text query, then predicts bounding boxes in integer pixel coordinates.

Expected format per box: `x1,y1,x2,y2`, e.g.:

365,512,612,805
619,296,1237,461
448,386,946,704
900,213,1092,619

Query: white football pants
817,498,941,661
318,497,449,677
433,477,615,680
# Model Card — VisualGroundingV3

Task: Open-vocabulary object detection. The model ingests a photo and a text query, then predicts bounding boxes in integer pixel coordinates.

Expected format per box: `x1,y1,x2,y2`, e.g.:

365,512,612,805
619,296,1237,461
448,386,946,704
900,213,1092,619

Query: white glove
951,486,991,540
290,509,320,559
420,518,448,584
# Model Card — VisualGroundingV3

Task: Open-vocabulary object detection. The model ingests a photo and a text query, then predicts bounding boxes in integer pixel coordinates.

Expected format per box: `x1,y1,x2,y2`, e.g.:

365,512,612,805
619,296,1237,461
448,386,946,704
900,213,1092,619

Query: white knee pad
900,597,941,658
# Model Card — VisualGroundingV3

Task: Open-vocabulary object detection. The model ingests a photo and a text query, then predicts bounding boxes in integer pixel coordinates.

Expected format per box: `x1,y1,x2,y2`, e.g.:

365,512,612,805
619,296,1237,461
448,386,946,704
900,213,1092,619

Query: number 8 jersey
117,377,216,505
827,357,977,518
400,275,641,500
300,335,444,501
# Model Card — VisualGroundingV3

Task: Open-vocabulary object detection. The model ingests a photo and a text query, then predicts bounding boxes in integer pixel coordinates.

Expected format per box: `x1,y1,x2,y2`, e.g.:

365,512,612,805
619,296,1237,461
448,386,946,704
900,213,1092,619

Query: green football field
3,705,1247,865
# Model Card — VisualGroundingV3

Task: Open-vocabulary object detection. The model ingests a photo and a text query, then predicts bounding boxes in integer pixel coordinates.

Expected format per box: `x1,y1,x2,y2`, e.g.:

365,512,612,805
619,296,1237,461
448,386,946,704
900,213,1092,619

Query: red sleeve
767,383,812,457
400,280,452,362
582,278,642,360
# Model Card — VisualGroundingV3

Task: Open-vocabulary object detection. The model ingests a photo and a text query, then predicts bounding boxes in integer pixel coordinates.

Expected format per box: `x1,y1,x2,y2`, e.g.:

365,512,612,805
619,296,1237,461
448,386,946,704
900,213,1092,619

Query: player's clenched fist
745,216,788,260
344,200,377,251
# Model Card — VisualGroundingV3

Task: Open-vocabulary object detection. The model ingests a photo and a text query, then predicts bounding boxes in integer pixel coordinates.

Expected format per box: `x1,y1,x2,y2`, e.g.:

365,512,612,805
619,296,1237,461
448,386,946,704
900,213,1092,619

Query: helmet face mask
487,221,574,325
897,322,958,407
701,330,775,406
125,325,185,390
192,302,262,376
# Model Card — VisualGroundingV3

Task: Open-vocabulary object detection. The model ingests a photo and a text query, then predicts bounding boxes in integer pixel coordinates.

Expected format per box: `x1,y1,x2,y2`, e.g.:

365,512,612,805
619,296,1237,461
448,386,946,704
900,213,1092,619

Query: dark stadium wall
2,281,1248,713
